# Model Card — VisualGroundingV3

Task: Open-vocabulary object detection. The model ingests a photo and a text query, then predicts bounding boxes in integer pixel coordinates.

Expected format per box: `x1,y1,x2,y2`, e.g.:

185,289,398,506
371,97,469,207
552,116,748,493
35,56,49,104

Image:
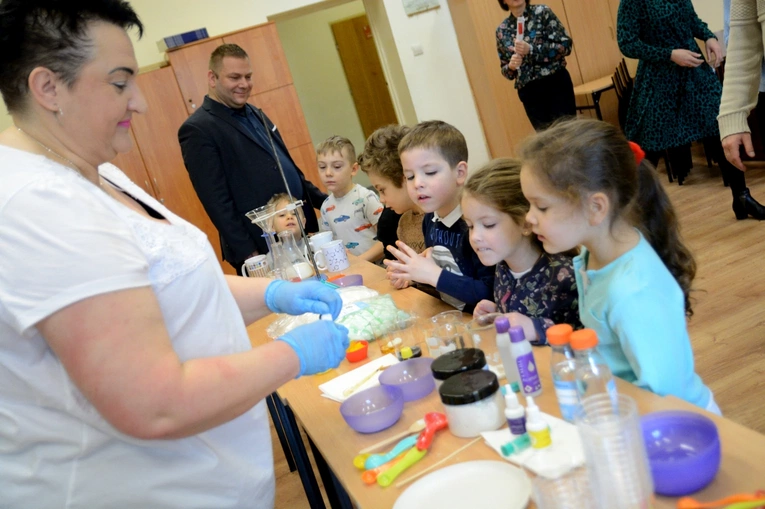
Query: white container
494,317,521,392
438,370,505,438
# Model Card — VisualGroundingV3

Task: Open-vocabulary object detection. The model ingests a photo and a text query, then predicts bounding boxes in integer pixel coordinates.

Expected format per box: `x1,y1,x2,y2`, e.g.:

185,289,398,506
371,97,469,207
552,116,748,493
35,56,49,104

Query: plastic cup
466,313,504,378
426,310,469,357
375,316,421,358
531,465,593,509
575,393,653,509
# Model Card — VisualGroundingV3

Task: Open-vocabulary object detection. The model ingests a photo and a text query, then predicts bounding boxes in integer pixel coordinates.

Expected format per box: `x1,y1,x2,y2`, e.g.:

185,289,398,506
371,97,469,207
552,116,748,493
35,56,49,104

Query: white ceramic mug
315,240,349,272
241,254,269,278
309,231,334,269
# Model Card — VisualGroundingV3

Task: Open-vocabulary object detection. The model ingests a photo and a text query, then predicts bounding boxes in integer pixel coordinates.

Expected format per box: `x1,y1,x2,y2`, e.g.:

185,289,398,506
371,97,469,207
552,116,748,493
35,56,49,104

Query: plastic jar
438,370,505,437
430,348,487,389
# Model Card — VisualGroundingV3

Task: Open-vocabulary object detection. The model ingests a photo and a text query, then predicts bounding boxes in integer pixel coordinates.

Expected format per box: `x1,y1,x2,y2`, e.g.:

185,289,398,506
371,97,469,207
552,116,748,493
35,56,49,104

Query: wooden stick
394,437,483,488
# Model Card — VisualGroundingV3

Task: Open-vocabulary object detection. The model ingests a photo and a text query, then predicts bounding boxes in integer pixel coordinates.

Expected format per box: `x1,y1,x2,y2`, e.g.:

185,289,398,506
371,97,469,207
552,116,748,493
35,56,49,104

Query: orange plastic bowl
345,340,369,363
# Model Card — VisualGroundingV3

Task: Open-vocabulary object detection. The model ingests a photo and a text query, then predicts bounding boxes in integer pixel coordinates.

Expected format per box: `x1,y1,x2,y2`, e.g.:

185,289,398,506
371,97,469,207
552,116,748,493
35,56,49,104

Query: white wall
275,1,371,187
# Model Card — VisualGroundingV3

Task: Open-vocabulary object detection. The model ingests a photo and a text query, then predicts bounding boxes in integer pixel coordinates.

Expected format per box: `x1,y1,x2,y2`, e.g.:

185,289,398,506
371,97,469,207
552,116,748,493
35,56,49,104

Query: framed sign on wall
403,0,440,16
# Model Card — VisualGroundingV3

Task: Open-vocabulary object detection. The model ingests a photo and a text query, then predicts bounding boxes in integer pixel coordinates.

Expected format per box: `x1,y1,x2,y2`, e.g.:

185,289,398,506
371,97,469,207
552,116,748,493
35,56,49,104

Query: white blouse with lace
0,145,274,508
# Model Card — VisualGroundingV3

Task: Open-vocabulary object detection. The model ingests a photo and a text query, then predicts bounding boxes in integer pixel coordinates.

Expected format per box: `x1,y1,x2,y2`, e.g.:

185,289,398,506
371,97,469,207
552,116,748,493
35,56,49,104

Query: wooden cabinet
224,24,293,94
167,38,224,115
447,0,622,156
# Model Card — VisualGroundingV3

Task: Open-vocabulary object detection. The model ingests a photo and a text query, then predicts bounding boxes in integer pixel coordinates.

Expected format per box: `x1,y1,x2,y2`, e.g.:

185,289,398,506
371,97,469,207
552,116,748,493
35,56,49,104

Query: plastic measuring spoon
358,418,427,455
677,494,765,509
364,435,418,470
416,412,448,450
721,501,765,509
361,453,406,485
377,447,427,487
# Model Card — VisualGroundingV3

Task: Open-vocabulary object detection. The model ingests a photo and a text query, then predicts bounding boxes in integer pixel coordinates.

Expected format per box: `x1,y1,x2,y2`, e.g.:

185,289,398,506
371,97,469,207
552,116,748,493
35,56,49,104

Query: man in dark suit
178,43,326,271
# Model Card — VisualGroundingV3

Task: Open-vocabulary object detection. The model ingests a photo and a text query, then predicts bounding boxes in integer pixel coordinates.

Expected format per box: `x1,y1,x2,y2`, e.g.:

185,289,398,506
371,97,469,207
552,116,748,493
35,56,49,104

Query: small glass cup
376,316,422,358
466,313,504,378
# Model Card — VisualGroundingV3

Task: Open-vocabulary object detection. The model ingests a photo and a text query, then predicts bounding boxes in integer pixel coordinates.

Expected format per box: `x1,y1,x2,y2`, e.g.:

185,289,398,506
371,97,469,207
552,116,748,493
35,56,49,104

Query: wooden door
223,24,293,94
167,38,223,115
111,128,157,197
331,15,398,139
130,66,226,269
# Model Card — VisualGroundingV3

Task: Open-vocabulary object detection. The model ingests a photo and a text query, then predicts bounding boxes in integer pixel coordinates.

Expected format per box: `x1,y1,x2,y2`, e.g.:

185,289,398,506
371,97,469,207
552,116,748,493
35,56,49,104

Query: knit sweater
718,0,765,139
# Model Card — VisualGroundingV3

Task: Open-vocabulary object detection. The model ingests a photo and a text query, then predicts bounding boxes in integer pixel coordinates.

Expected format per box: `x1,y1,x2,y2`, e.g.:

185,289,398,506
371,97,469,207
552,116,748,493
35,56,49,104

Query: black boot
732,188,765,220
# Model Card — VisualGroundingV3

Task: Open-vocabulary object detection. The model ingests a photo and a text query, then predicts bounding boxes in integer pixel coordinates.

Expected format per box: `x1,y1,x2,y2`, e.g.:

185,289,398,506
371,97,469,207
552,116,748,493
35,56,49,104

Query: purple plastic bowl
640,410,721,496
334,274,363,287
379,357,436,402
340,385,404,433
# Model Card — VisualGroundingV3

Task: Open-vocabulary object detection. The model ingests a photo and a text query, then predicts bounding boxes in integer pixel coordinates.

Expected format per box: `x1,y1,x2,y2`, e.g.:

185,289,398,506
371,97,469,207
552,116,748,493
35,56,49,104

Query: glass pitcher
277,230,315,281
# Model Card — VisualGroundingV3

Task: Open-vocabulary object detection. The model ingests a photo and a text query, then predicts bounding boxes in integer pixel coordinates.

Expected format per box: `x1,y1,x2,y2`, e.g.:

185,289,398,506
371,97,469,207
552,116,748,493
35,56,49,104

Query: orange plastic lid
546,324,573,345
570,328,599,350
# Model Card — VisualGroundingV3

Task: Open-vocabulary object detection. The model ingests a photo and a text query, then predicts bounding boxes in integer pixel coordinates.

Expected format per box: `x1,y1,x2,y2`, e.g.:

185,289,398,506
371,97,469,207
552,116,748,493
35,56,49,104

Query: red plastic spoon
416,412,448,450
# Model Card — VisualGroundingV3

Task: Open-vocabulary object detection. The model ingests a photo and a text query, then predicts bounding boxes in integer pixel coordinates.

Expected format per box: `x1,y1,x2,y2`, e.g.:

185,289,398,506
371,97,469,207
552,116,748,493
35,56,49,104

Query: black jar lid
430,348,486,381
439,370,500,406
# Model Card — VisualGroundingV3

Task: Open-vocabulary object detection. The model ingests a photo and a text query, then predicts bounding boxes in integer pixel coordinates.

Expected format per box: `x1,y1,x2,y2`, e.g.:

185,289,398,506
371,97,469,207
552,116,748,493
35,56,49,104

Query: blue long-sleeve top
573,233,713,410
422,205,494,313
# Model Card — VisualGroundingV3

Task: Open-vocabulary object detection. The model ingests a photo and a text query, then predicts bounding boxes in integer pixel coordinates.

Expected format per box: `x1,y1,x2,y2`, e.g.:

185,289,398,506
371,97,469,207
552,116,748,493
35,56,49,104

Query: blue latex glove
278,321,350,377
265,280,342,318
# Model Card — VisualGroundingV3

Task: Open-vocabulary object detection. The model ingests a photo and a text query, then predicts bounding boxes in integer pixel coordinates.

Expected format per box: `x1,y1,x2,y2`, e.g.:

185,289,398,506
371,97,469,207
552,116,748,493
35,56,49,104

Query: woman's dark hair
0,0,143,112
519,118,696,316
498,0,529,11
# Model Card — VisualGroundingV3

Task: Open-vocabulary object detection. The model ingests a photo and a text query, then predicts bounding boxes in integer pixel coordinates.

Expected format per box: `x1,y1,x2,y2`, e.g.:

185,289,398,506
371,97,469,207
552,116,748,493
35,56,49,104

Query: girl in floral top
496,0,576,130
462,159,581,345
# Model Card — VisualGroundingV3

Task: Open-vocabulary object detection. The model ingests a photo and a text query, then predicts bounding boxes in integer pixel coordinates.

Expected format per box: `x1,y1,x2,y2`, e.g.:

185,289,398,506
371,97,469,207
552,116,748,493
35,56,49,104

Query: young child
384,120,495,312
358,125,426,258
316,136,384,262
519,118,719,413
463,158,581,345
267,192,307,254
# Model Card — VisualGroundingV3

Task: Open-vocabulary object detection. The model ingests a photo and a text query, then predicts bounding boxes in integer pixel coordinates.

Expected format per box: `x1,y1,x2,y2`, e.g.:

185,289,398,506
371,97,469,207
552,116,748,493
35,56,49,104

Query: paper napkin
318,354,400,403
481,412,585,479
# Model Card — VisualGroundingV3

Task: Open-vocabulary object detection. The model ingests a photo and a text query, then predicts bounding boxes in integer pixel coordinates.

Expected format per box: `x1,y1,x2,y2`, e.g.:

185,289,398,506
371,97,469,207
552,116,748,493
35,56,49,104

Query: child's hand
506,312,538,343
473,300,498,318
384,241,442,287
386,264,411,289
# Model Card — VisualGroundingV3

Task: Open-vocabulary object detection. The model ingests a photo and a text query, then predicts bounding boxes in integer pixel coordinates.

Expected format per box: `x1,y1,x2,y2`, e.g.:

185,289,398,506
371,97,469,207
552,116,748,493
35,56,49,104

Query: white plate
393,460,532,509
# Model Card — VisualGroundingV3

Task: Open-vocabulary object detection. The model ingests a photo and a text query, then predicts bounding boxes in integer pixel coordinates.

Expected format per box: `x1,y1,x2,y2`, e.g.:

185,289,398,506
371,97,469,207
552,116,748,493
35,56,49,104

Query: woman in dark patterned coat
496,0,576,130
617,0,765,219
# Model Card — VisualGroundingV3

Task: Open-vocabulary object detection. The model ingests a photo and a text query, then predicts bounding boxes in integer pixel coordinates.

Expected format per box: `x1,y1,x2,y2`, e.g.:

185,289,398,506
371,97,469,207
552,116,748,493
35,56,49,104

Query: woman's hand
384,242,441,287
278,321,350,377
473,300,498,318
513,40,531,56
705,38,723,68
508,53,523,71
264,280,342,318
670,49,703,68
722,133,754,172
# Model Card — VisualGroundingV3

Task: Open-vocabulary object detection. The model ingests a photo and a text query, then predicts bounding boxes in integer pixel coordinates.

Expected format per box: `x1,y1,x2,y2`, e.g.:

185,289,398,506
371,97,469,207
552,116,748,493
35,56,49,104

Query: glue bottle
525,396,551,449
504,388,526,437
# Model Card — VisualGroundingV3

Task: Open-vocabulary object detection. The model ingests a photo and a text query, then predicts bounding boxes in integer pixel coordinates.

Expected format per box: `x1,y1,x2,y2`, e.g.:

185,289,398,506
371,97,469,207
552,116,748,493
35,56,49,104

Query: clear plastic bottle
570,329,618,402
509,325,542,397
494,317,521,393
547,324,578,422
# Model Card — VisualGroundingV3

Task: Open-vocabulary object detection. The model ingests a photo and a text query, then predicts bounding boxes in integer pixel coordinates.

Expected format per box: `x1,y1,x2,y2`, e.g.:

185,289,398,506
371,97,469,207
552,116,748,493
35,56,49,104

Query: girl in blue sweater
519,119,719,413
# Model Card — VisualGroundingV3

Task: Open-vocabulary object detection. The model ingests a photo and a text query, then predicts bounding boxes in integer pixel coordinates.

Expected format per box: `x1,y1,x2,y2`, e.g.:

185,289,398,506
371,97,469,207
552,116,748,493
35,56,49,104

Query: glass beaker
575,393,653,509
466,313,504,379
425,310,467,356
277,230,315,281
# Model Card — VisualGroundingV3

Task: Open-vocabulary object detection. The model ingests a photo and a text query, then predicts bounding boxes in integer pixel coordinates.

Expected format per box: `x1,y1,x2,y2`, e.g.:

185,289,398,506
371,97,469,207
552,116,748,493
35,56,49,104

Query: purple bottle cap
494,316,510,333
509,326,526,343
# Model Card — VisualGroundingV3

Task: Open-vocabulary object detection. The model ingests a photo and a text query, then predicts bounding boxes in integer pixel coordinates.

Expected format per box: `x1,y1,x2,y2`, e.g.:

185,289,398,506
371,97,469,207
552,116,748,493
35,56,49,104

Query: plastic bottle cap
570,328,599,350
545,323,573,345
509,326,526,343
494,316,510,333
504,390,520,409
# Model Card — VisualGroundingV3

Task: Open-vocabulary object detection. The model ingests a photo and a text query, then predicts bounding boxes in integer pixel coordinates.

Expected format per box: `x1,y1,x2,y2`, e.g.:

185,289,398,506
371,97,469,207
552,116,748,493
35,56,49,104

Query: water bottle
547,324,578,422
494,317,521,393
509,325,542,397
570,329,617,402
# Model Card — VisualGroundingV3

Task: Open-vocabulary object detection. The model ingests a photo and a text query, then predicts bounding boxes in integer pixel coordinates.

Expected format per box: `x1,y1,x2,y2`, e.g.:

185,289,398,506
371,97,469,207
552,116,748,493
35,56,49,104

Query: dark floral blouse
494,253,581,345
496,4,573,90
